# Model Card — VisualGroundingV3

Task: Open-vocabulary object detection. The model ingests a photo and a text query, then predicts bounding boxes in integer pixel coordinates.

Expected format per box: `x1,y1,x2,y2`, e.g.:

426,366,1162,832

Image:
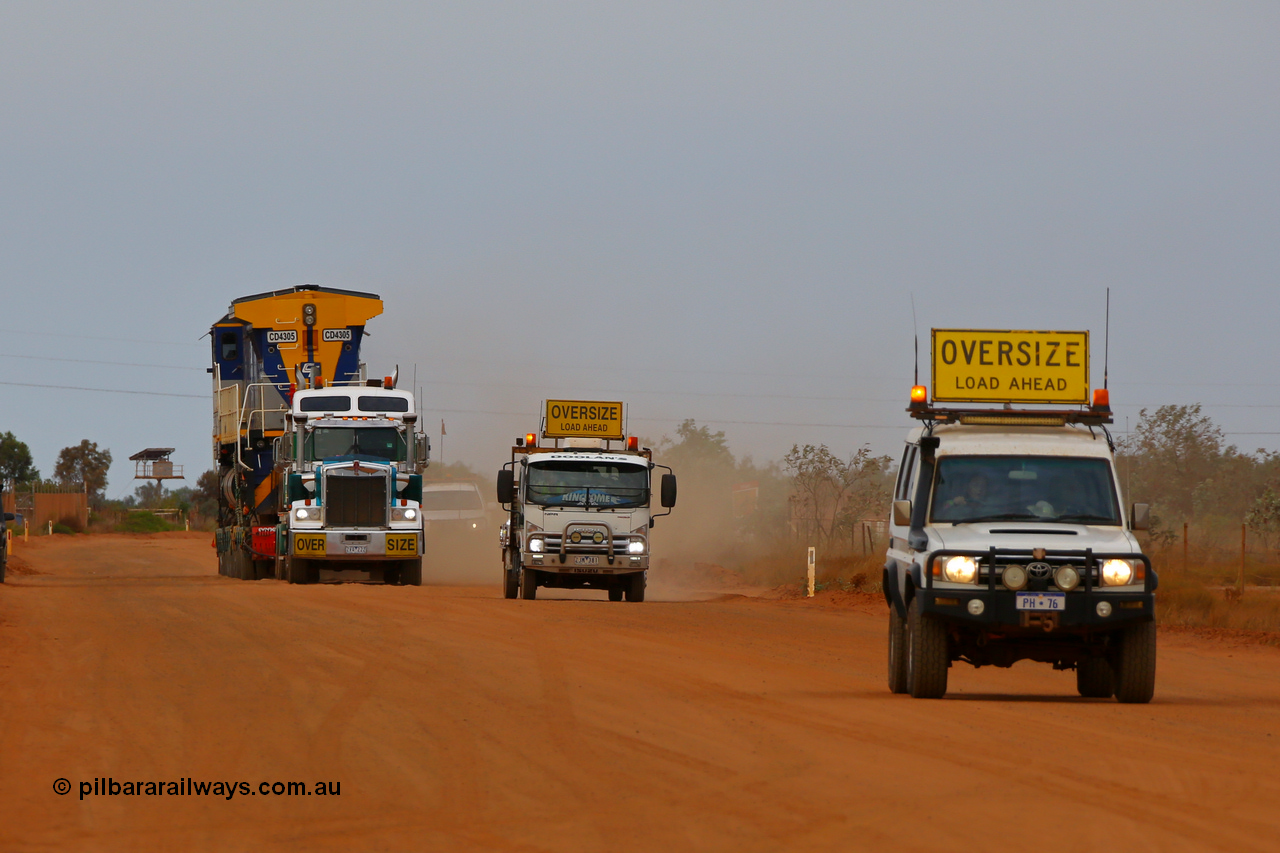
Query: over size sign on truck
932,329,1089,404
544,400,624,439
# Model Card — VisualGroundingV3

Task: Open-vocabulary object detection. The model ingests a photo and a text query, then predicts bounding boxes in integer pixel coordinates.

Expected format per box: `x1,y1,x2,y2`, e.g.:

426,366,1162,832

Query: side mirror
1131,503,1150,531
660,473,677,508
417,435,431,466
3,512,14,522
496,469,515,505
893,500,912,527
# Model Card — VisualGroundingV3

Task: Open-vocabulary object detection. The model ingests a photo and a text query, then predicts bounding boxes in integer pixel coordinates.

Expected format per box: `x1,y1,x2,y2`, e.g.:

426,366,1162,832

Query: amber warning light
627,436,639,451
1092,388,1111,412
525,433,537,448
910,385,928,409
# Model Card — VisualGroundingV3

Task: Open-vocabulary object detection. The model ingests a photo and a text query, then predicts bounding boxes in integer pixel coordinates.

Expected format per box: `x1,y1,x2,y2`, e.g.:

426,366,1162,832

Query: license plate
294,534,326,555
1016,592,1065,611
572,555,600,566
386,533,418,555
344,545,368,554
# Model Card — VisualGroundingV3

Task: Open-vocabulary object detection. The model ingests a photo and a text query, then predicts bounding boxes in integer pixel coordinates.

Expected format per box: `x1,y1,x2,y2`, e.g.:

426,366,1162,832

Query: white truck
276,379,430,585
884,329,1157,702
496,400,676,601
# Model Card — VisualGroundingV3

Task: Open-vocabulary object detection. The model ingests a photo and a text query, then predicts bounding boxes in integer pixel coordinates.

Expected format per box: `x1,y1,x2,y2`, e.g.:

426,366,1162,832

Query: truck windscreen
930,455,1121,525
306,427,406,462
526,461,648,509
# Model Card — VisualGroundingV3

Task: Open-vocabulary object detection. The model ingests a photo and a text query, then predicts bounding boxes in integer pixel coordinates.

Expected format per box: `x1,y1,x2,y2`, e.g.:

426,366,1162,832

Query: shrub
115,512,178,533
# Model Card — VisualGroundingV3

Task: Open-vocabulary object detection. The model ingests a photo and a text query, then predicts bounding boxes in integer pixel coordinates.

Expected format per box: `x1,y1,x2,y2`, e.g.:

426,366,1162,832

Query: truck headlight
942,556,978,584
390,507,418,522
294,506,320,523
529,537,544,553
1101,559,1135,586
627,539,646,554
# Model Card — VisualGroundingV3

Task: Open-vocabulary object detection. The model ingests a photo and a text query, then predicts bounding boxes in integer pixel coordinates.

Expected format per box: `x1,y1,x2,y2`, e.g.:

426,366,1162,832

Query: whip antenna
911,293,919,387
1104,287,1110,390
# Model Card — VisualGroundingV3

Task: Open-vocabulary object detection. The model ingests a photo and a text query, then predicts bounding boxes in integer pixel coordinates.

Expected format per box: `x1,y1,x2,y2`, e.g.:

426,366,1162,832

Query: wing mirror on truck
3,512,14,522
496,469,515,505
660,473,677,508
1131,503,1150,531
893,500,911,527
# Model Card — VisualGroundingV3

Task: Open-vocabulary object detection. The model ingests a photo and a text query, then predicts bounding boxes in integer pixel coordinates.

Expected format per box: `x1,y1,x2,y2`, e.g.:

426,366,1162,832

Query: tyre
1076,657,1114,698
608,586,624,602
520,568,538,600
624,571,646,603
402,559,423,587
0,557,6,584
887,603,908,694
287,557,312,585
1113,620,1157,704
384,564,402,585
906,596,948,699
504,568,519,599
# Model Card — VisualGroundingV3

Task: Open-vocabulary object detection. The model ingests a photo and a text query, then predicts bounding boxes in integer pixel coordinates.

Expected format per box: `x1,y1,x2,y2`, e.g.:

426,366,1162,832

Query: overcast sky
2,2,1279,498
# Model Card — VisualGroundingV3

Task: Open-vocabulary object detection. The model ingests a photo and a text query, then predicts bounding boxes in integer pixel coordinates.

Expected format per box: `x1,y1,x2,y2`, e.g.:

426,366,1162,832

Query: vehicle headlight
404,508,417,521
529,537,544,553
627,539,645,554
1101,559,1135,586
294,506,319,522
1054,565,1081,591
942,556,978,584
390,507,419,522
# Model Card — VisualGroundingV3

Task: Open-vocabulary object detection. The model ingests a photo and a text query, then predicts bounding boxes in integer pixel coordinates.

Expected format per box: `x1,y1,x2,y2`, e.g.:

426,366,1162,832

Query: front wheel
887,603,908,694
624,571,646,602
1076,657,1114,698
520,568,538,600
906,596,948,699
503,568,519,599
286,556,313,585
401,558,422,587
1113,621,1157,704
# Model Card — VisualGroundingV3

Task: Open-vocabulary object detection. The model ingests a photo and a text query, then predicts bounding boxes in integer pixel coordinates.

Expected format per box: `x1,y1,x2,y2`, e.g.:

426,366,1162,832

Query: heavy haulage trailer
211,285,428,584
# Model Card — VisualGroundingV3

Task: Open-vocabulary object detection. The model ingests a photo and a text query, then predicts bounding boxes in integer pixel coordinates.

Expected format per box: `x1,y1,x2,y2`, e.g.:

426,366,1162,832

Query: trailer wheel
887,602,908,694
402,559,422,587
1113,621,1157,704
624,571,646,603
608,586,623,602
520,568,538,599
906,596,948,698
1076,657,1115,698
503,568,519,599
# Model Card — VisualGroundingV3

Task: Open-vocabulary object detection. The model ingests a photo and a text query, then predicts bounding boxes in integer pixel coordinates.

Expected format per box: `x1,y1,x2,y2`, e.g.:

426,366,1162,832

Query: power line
0,353,205,371
0,380,204,399
0,328,203,348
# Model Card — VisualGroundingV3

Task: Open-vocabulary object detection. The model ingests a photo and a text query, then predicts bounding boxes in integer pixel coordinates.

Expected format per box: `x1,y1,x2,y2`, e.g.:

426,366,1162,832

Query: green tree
54,440,112,505
0,431,39,483
1118,404,1231,523
784,444,892,546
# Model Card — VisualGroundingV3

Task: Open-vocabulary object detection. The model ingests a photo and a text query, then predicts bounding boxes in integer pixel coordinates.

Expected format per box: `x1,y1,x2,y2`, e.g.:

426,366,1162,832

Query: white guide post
807,546,816,598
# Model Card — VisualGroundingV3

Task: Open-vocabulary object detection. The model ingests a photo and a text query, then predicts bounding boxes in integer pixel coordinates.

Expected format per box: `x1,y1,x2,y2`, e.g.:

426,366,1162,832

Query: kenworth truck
496,400,676,601
211,285,429,584
884,329,1157,702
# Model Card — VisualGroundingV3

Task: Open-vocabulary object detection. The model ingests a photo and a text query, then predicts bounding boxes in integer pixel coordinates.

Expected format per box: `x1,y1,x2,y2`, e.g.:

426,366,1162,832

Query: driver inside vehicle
944,473,996,511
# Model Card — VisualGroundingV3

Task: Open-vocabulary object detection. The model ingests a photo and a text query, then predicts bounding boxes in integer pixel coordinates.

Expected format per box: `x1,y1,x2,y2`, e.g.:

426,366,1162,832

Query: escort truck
884,329,1157,702
496,400,676,601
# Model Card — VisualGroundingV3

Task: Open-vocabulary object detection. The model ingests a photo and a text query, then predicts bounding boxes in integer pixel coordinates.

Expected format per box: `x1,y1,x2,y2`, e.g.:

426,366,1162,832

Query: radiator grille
325,473,387,527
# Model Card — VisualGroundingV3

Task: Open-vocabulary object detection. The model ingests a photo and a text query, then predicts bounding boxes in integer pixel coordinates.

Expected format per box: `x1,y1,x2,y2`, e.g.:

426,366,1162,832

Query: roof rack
908,405,1112,427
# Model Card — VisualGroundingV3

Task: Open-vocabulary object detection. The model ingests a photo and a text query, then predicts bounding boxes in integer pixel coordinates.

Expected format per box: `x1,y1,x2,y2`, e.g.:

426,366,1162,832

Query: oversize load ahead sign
932,329,1089,404
544,400,624,439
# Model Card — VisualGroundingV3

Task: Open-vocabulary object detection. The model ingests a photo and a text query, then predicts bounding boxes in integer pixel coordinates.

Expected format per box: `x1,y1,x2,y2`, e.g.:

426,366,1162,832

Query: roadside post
807,547,815,598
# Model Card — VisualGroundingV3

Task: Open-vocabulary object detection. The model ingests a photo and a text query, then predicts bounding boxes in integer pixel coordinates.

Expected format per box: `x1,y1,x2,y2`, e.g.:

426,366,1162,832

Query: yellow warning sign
544,400,625,439
932,329,1089,404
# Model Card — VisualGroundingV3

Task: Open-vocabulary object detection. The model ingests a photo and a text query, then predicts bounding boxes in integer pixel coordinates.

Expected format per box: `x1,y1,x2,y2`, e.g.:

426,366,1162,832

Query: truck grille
325,473,387,527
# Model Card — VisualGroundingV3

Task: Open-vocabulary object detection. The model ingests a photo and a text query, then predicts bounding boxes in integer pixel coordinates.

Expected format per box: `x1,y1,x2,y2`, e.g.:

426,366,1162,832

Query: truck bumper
290,528,423,559
523,550,647,575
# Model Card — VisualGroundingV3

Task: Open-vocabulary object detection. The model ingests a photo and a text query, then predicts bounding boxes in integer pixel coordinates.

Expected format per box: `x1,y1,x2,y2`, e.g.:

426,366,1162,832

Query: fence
2,483,90,531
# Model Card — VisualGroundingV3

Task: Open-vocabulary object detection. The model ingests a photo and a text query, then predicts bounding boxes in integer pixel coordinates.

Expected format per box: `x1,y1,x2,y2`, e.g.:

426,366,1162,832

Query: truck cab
885,329,1157,702
496,401,676,602
277,384,429,585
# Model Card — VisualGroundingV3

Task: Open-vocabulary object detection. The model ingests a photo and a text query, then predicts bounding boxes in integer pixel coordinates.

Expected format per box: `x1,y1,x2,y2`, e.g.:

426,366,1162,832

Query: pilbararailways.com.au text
66,778,340,800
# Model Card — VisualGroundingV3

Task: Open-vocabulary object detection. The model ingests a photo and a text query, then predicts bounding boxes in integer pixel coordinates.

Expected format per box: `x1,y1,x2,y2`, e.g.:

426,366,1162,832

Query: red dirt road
3,533,1280,852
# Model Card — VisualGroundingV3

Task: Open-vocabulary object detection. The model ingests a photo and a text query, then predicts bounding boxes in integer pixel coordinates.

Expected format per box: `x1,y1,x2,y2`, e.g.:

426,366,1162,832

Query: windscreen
930,455,1121,525
526,461,648,508
305,427,406,462
421,489,484,511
